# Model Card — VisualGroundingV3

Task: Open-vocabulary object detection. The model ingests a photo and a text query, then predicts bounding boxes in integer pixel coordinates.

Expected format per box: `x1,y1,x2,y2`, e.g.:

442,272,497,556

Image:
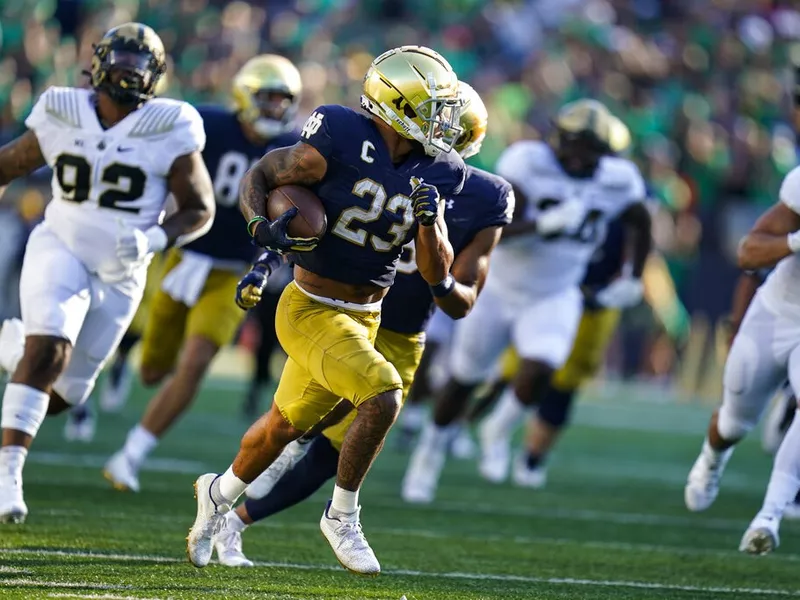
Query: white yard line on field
2,548,799,597
2,579,129,590
48,594,165,600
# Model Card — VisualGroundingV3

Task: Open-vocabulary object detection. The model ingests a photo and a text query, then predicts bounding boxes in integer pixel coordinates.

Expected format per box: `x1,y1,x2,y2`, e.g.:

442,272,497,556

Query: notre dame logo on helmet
87,22,167,107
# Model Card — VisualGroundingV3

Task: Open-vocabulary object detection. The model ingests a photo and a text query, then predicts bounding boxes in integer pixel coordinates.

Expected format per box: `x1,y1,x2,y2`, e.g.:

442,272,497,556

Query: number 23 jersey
25,86,206,282
490,140,645,299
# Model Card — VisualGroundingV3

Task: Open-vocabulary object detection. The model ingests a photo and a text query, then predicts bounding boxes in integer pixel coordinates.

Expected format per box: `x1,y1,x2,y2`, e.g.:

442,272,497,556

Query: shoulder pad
496,140,558,184
42,87,86,128
129,98,195,138
597,157,642,190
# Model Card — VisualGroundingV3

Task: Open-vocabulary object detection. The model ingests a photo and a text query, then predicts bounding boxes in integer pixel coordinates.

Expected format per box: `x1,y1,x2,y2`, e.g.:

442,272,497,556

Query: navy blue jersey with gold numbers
293,105,466,288
381,166,514,334
185,105,297,262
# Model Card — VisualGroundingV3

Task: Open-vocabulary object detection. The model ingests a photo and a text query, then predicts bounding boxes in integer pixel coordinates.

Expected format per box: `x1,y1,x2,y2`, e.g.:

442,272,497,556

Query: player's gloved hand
251,207,319,254
116,220,168,267
235,251,283,310
595,276,644,308
409,177,440,227
536,199,585,236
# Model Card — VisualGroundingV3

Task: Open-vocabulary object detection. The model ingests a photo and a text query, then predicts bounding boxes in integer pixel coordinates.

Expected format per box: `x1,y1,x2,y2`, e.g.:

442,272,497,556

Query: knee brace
1,383,49,437
537,387,576,429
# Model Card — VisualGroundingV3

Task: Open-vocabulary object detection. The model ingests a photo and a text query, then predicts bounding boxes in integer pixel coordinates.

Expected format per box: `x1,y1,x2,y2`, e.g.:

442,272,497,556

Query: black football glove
409,177,440,227
252,207,319,253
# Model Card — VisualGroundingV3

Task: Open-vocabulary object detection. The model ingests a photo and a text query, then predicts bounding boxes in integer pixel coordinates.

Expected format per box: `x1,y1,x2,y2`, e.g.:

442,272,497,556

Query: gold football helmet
453,82,488,159
232,54,302,139
552,99,626,177
361,45,462,156
88,22,167,106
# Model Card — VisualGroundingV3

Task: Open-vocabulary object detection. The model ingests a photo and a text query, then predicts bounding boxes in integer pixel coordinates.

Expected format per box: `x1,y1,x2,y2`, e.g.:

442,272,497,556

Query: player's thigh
552,308,621,390
273,356,343,431
374,327,427,401
512,286,582,369
449,286,513,384
498,346,521,382
127,251,166,337
186,267,246,351
275,282,402,408
19,224,92,344
139,249,189,374
722,296,786,426
53,282,141,405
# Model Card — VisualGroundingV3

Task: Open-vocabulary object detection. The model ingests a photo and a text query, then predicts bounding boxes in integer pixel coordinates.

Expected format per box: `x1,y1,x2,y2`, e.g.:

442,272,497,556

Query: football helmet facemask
233,54,302,139
88,23,167,107
361,45,463,157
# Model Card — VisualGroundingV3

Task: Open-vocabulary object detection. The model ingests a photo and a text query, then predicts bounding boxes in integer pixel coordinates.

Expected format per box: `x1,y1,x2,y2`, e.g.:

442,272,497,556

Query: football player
402,100,652,503
186,46,466,575
0,23,215,523
102,55,301,493
209,81,512,567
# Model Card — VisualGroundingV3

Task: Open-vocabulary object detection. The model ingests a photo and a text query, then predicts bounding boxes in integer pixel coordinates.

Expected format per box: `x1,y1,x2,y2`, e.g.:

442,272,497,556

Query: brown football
266,185,327,239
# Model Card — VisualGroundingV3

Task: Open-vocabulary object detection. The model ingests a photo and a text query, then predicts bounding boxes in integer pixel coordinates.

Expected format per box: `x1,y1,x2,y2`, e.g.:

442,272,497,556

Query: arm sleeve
780,167,800,215
162,103,206,169
297,105,336,160
23,88,56,165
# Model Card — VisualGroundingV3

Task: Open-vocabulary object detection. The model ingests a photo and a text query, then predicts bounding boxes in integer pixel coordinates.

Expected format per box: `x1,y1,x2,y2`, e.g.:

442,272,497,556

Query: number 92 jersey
25,86,206,283
292,104,466,288
489,140,645,300
182,105,297,263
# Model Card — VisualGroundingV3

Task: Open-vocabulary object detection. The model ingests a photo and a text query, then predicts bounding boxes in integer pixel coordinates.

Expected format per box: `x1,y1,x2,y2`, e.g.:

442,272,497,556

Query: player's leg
514,308,621,488
479,286,582,483
761,381,796,455
740,340,800,555
0,226,92,523
685,293,786,512
403,286,512,503
189,282,400,574
215,435,341,567
243,288,282,419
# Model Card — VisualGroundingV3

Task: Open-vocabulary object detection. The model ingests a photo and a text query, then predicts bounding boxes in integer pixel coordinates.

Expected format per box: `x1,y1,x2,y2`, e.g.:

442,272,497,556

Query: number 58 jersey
25,86,206,283
489,140,645,300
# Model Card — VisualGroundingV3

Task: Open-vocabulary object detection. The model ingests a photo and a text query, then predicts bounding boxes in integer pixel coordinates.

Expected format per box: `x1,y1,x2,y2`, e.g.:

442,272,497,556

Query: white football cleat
739,514,780,555
186,473,230,568
64,408,96,443
103,451,140,493
0,318,25,375
450,426,476,460
320,501,380,576
512,456,548,489
684,447,732,512
245,440,308,500
99,364,134,413
478,420,511,484
0,474,27,524
214,514,254,567
401,424,447,504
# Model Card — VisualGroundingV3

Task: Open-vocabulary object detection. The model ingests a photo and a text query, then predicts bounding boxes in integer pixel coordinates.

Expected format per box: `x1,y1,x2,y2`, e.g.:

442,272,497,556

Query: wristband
430,273,456,298
788,230,800,253
247,216,267,237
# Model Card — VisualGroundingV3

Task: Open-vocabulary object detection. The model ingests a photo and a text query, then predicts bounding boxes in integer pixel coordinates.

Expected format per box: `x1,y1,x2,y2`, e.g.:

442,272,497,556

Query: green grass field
2,376,799,600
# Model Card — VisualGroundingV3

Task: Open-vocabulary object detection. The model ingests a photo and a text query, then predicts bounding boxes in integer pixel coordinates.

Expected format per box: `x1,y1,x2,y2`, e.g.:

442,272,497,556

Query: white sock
0,446,28,481
483,387,526,438
758,417,800,520
123,424,158,468
331,485,359,515
225,510,248,532
212,466,248,506
1,383,49,438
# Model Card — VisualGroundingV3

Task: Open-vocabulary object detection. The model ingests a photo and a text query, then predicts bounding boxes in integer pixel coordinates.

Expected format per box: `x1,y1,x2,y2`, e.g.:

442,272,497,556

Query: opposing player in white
403,100,652,502
0,23,215,523
684,166,800,553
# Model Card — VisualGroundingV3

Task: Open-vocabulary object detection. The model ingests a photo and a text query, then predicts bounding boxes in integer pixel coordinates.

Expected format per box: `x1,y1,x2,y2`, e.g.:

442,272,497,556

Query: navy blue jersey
184,105,297,262
381,166,514,334
582,217,625,308
291,105,466,287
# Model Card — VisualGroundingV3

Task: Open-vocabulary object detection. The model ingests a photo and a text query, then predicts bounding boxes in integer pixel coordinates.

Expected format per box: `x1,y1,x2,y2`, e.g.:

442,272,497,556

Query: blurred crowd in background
0,0,797,395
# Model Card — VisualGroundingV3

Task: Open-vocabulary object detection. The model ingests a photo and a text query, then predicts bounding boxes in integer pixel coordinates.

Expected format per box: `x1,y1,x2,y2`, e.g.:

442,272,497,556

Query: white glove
116,221,168,267
537,199,585,236
595,276,644,308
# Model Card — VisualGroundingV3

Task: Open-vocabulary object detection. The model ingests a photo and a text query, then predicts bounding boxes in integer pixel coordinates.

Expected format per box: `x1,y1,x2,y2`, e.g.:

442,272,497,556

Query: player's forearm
0,131,46,186
239,166,270,227
161,204,215,247
433,281,477,319
737,232,793,270
622,203,652,277
414,222,454,285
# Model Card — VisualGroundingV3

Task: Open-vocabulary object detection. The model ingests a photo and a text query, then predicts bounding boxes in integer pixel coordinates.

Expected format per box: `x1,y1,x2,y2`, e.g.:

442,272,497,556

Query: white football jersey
25,87,206,283
760,166,800,317
487,140,645,299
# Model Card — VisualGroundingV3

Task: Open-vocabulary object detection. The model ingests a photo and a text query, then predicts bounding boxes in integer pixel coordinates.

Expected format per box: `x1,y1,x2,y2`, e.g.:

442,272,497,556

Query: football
266,185,327,240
